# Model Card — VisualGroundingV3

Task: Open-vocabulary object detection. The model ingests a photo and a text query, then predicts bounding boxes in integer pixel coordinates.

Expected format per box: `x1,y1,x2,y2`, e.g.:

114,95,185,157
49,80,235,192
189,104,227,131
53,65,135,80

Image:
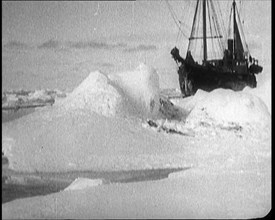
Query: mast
203,0,207,62
233,0,236,60
188,0,199,52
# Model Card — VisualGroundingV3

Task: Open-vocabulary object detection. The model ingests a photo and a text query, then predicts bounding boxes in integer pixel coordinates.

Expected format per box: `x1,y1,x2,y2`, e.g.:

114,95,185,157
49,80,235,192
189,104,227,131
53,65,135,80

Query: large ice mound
57,71,123,117
57,64,160,118
186,89,271,129
108,63,160,118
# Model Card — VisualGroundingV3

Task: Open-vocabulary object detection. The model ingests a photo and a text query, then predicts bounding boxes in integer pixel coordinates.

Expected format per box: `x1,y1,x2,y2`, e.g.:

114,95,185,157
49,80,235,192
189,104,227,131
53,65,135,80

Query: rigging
165,0,189,39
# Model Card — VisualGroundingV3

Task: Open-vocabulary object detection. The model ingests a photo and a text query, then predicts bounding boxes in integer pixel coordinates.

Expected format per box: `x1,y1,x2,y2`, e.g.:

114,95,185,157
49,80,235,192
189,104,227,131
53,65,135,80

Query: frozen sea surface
2,39,271,218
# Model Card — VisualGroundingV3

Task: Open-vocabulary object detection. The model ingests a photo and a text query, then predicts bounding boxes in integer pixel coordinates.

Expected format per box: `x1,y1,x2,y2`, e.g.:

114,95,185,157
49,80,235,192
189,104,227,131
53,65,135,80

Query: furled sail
233,1,244,60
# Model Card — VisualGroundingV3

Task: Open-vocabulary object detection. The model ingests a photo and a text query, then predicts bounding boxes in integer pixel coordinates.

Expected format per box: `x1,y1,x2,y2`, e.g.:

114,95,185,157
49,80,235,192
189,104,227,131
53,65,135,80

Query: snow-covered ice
64,178,103,191
1,65,187,172
2,0,271,216
108,63,160,118
57,70,124,117
2,63,271,218
56,63,160,118
185,88,271,130
2,89,67,109
2,167,271,219
243,78,271,114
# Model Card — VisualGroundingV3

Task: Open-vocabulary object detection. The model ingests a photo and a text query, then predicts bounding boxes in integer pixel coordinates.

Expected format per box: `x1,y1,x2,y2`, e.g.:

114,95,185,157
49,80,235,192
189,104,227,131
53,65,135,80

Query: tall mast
188,0,199,52
233,0,236,59
202,0,207,62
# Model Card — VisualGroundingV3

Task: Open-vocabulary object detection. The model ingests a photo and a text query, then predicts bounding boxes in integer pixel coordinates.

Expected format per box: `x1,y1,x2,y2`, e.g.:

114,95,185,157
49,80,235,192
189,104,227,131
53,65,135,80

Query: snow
64,178,103,191
3,94,18,106
2,168,271,219
243,78,271,114
185,88,271,130
2,58,271,218
170,89,209,114
57,70,124,117
2,108,186,172
28,90,52,102
2,89,67,109
2,65,190,172
153,88,271,143
4,63,271,174
56,63,160,118
108,63,160,118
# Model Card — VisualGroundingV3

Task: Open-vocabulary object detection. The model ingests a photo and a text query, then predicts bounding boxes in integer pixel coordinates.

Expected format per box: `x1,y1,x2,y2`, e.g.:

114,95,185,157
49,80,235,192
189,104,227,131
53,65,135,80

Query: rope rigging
215,1,227,48
179,1,192,32
168,0,249,63
235,4,249,54
165,0,189,39
195,1,202,59
175,2,192,46
209,0,224,53
207,0,216,58
188,0,225,60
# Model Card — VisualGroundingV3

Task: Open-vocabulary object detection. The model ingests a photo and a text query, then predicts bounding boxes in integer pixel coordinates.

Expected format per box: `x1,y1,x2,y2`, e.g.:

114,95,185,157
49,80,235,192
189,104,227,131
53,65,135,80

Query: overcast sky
2,1,271,45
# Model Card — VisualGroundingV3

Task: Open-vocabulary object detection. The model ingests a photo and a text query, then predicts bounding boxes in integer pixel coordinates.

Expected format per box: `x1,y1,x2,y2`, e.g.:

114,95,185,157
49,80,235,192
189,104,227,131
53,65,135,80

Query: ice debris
64,178,103,191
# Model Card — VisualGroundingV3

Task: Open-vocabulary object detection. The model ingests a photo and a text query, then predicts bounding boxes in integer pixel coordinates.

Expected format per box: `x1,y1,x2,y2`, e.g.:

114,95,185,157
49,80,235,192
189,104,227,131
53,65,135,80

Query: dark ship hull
175,56,260,96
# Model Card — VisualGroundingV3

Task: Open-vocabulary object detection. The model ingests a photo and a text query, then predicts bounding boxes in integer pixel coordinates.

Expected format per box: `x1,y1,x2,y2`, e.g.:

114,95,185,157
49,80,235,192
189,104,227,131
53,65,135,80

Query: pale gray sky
2,1,271,45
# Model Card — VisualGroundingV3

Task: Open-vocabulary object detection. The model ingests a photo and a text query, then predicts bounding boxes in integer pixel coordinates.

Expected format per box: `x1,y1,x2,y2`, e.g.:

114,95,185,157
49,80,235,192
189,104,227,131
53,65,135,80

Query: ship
170,0,263,97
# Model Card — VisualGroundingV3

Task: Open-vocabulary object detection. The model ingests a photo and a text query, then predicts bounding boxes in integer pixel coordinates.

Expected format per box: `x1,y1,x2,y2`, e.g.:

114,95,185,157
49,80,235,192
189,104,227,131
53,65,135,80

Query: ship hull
178,62,257,96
